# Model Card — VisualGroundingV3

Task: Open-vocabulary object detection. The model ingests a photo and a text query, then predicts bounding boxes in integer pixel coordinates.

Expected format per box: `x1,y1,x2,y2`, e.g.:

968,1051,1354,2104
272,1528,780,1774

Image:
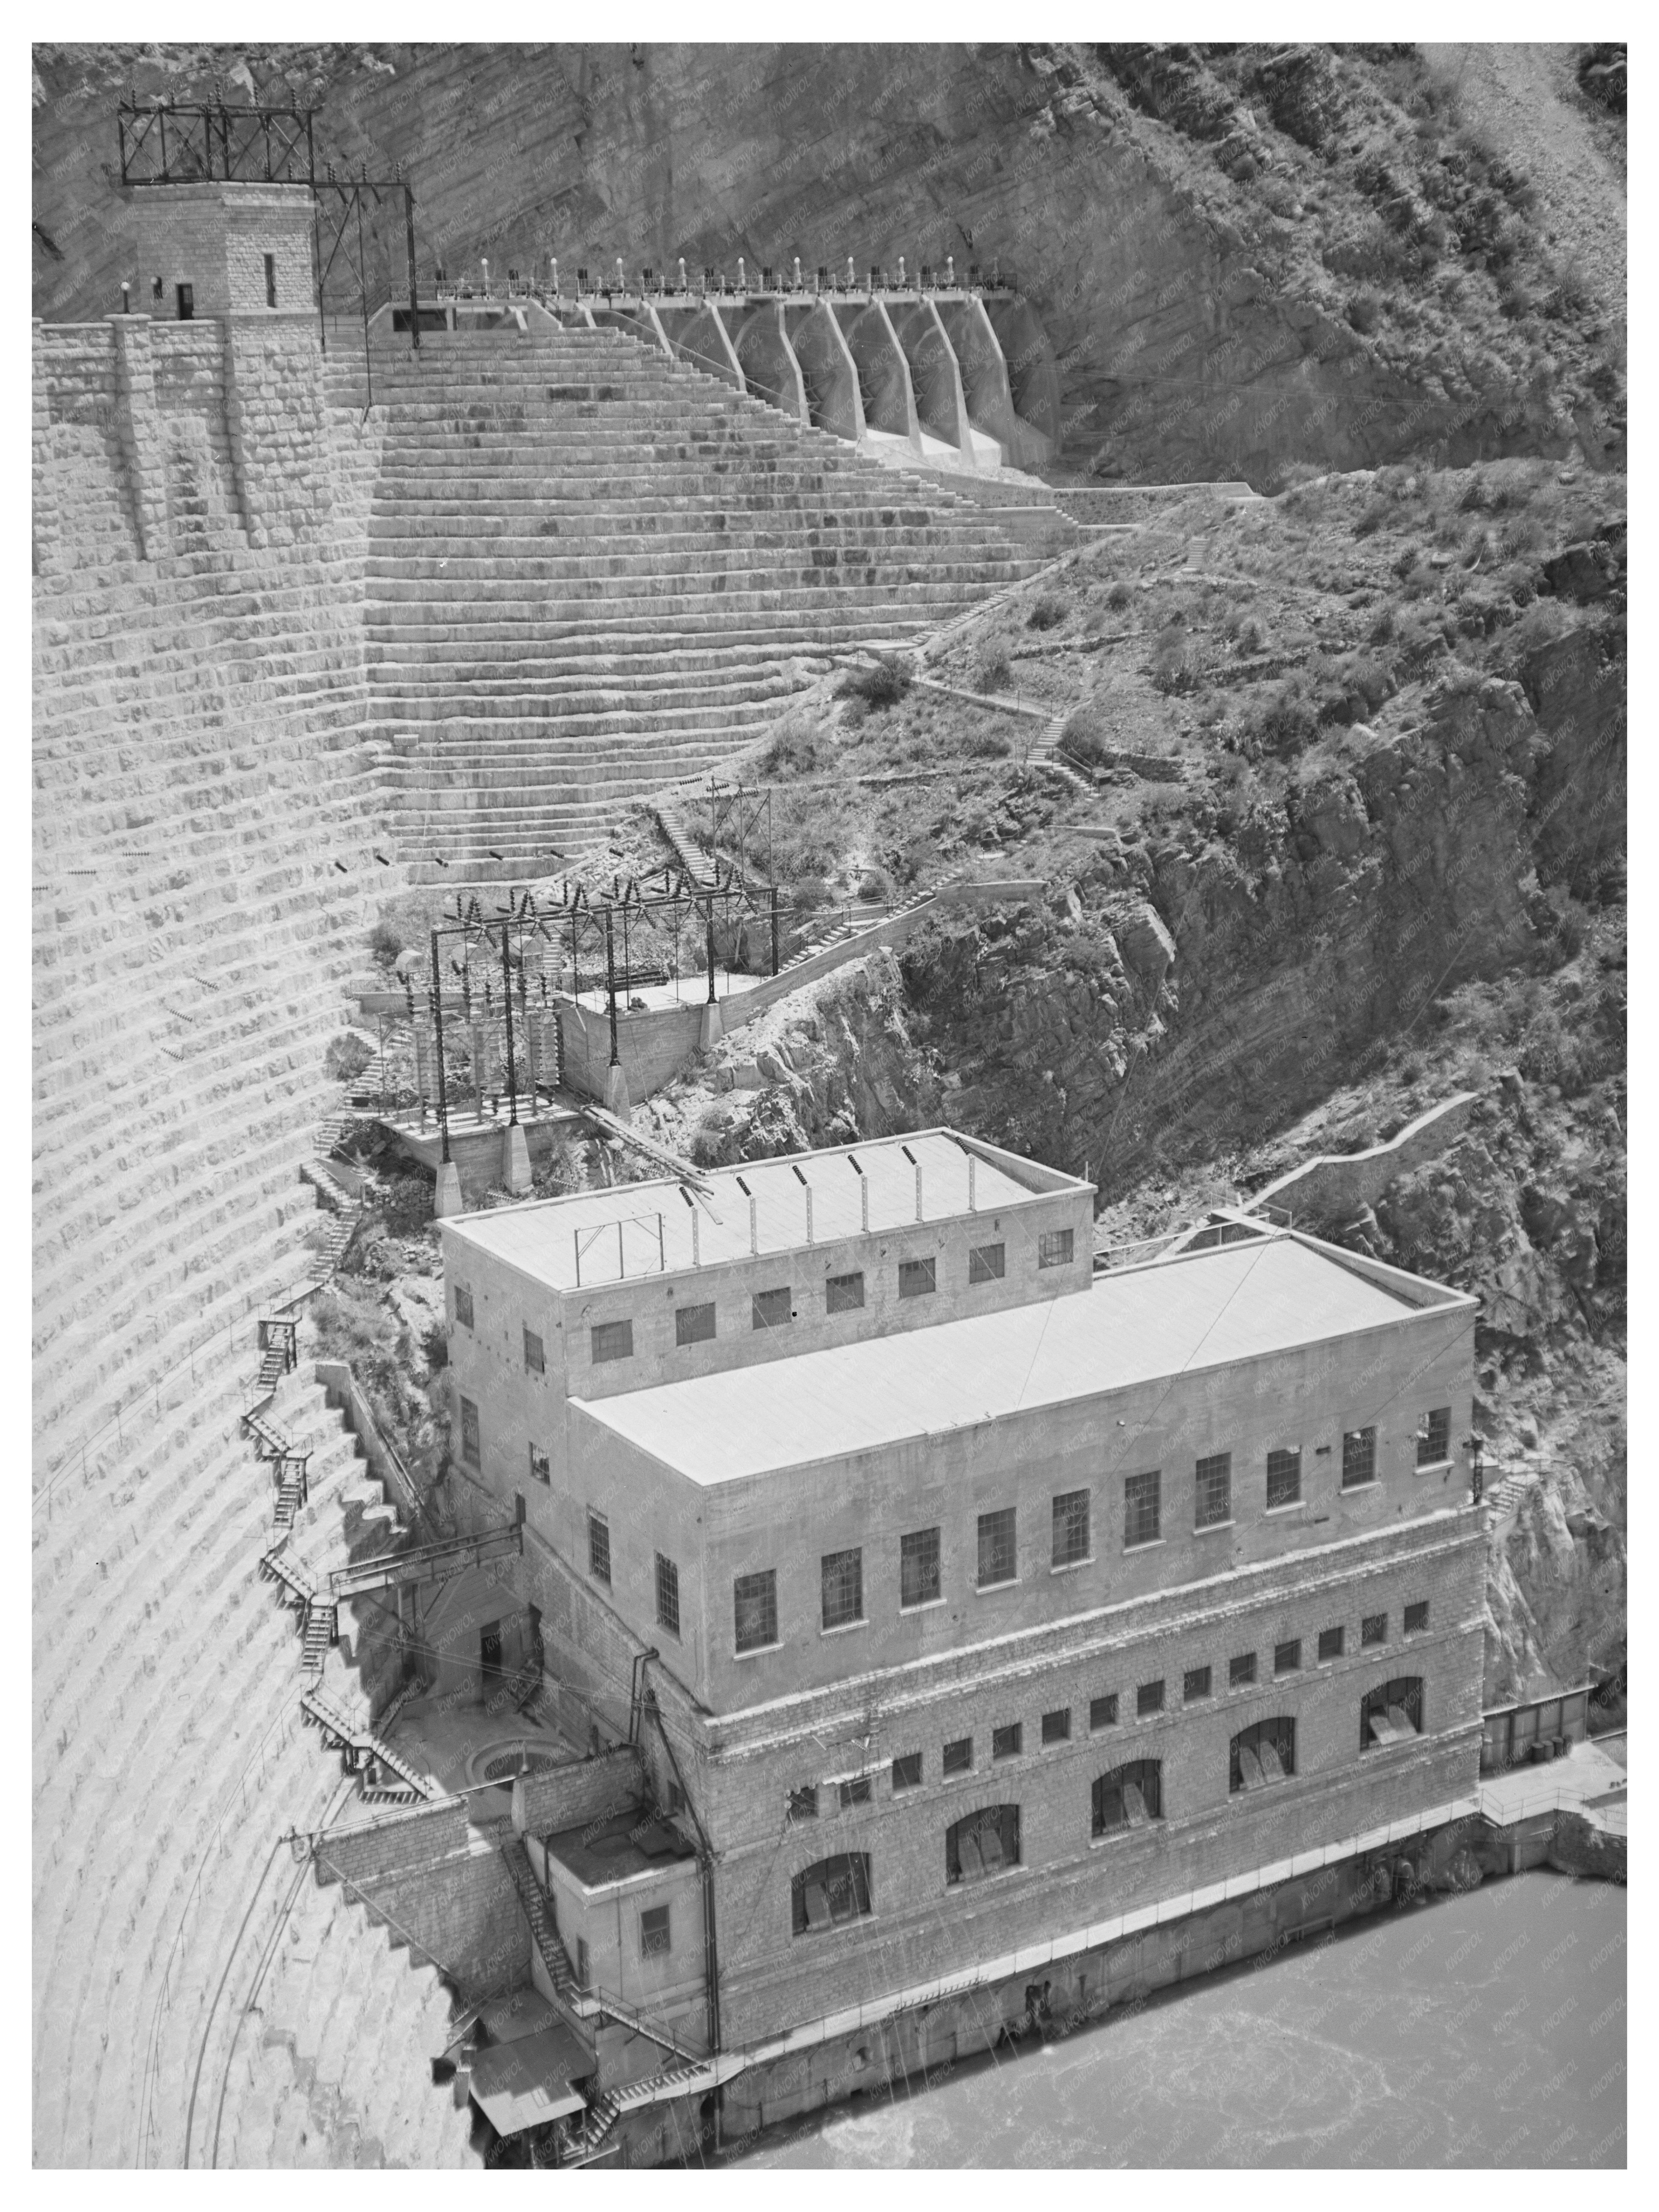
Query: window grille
969,1242,1005,1284
1362,1612,1387,1646
900,1526,941,1609
1041,1708,1071,1745
1184,1665,1212,1702
1092,1760,1161,1834
1124,1470,1161,1549
1404,1600,1429,1634
1360,1676,1424,1751
264,251,277,307
1136,1678,1164,1717
1230,1717,1296,1792
821,1548,863,1630
521,1326,546,1377
459,1397,480,1466
1038,1228,1075,1269
992,1722,1022,1760
787,1785,818,1822
826,1271,864,1314
587,1511,611,1584
977,1507,1017,1587
1195,1452,1232,1528
734,1569,778,1653
1052,1489,1090,1567
945,1805,1019,1883
1274,1638,1302,1675
1229,1651,1257,1688
1418,1408,1451,1465
655,1553,680,1638
591,1318,633,1364
792,1853,871,1933
943,1736,972,1776
1266,1446,1302,1509
675,1300,716,1346
1089,1692,1118,1731
752,1286,792,1330
838,1774,872,1808
1318,1625,1345,1662
640,1906,671,1958
1342,1427,1377,1487
892,1752,922,1792
454,1286,474,1330
898,1257,936,1299
528,1443,550,1485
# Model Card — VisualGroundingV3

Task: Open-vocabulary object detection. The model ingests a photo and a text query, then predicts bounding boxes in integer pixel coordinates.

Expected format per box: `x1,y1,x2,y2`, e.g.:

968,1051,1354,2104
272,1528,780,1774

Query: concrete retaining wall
312,1801,530,1992
1248,1093,1479,1226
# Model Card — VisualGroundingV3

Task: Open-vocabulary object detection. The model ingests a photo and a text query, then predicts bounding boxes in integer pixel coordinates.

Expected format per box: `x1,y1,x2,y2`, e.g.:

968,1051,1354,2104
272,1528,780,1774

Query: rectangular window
787,1785,818,1822
1195,1452,1232,1529
459,1396,480,1467
992,1722,1023,1760
752,1287,792,1330
1274,1638,1302,1676
655,1553,680,1639
1404,1600,1429,1634
587,1510,611,1585
1342,1427,1377,1488
838,1774,872,1808
264,251,277,307
1041,1707,1071,1745
1318,1625,1345,1662
892,1751,922,1792
1419,1408,1451,1466
454,1285,474,1330
528,1443,550,1486
1229,1651,1257,1688
1051,1488,1090,1568
1038,1227,1075,1269
176,282,194,320
1124,1470,1161,1549
825,1270,864,1314
1362,1612,1387,1647
1184,1665,1212,1703
1266,1447,1302,1509
734,1569,778,1654
640,1905,670,1959
898,1257,936,1299
969,1241,1006,1285
1136,1678,1165,1717
1089,1692,1119,1731
821,1547,863,1631
523,1325,545,1374
900,1526,941,1609
977,1507,1017,1588
591,1318,633,1364
943,1736,972,1776
675,1300,716,1346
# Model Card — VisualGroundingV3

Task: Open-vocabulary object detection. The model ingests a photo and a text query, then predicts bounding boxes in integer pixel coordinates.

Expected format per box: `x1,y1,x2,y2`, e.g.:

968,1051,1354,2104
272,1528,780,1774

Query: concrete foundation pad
503,1121,532,1193
603,1062,633,1120
698,999,723,1051
435,1159,465,1218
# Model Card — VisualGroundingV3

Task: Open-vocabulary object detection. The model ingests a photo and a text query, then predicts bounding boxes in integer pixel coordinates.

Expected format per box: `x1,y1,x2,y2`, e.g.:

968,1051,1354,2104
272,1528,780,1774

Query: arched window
1360,1676,1424,1751
1091,1761,1162,1835
791,1853,872,1935
945,1804,1020,1885
1230,1717,1296,1792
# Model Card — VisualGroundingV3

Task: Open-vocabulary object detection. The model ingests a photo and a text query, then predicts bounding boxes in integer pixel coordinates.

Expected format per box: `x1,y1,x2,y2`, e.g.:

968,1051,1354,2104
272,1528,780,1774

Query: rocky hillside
34,41,1625,486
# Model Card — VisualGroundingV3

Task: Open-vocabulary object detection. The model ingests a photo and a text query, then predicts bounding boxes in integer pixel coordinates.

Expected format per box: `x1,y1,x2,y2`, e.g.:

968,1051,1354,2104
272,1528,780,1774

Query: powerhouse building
435,1127,1484,2136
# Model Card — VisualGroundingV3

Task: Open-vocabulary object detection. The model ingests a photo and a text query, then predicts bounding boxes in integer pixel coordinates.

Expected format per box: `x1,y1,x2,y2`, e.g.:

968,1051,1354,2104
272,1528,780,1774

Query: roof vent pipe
848,1151,868,1232
792,1162,813,1245
969,1154,976,1213
735,1175,757,1254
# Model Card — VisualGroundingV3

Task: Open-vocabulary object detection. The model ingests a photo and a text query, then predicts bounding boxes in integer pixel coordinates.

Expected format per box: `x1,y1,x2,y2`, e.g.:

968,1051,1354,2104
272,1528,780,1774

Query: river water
726,1871,1626,2168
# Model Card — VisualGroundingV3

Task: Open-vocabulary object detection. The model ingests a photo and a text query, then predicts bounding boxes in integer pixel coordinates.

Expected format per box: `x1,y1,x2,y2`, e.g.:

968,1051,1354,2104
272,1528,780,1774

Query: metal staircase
300,1684,442,1804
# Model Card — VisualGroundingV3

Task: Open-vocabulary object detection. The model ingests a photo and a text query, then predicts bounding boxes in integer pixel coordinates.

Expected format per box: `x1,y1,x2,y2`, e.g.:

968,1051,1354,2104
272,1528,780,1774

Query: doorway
176,282,194,321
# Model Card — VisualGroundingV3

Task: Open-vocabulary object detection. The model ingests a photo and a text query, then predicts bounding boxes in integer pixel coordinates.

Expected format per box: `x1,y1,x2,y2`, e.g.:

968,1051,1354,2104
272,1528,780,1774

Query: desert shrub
836,655,912,709
1106,580,1133,611
975,651,1011,692
962,728,1012,759
763,720,823,776
1366,605,1395,645
378,1173,434,1238
1247,678,1319,759
1346,290,1383,335
368,918,405,967
857,865,893,903
1057,707,1110,767
324,1031,374,1084
790,874,831,913
1026,593,1067,632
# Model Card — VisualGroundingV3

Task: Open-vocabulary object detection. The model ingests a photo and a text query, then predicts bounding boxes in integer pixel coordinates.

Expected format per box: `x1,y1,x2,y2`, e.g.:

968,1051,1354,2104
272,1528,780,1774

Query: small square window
1362,1612,1387,1646
675,1300,716,1346
655,1553,681,1639
900,1526,941,1609
1041,1708,1070,1745
1089,1692,1119,1731
943,1736,972,1776
1274,1638,1302,1675
734,1569,778,1654
1195,1452,1232,1529
1342,1427,1377,1487
892,1751,922,1792
1229,1651,1257,1688
825,1270,864,1314
528,1443,550,1485
459,1396,480,1467
591,1318,633,1364
969,1241,1005,1285
992,1722,1023,1760
752,1286,792,1330
787,1786,818,1822
1266,1447,1302,1509
1404,1600,1429,1634
640,1905,670,1958
1318,1625,1345,1662
898,1257,936,1299
587,1510,610,1584
821,1548,863,1631
1418,1408,1451,1466
1184,1665,1212,1703
1124,1470,1161,1549
1052,1488,1090,1567
838,1774,872,1808
454,1285,474,1330
1038,1227,1075,1269
523,1325,545,1374
1136,1679,1165,1717
977,1507,1017,1589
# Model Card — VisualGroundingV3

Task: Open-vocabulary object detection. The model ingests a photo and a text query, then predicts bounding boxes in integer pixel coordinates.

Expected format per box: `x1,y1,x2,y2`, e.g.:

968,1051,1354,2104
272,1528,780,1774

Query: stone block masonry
313,1808,532,1994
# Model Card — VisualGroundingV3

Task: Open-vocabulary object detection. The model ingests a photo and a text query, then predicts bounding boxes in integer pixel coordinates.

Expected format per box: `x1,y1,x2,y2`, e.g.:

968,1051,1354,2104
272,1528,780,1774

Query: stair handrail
327,1517,523,1602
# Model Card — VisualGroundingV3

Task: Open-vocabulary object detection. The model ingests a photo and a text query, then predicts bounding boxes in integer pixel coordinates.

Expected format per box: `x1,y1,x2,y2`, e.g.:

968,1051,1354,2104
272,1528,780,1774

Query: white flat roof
576,1234,1471,1485
444,1129,1076,1292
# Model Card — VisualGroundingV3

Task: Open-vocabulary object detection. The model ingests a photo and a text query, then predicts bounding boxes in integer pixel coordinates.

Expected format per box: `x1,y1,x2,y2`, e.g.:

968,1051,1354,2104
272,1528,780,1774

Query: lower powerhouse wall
311,1799,531,1992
